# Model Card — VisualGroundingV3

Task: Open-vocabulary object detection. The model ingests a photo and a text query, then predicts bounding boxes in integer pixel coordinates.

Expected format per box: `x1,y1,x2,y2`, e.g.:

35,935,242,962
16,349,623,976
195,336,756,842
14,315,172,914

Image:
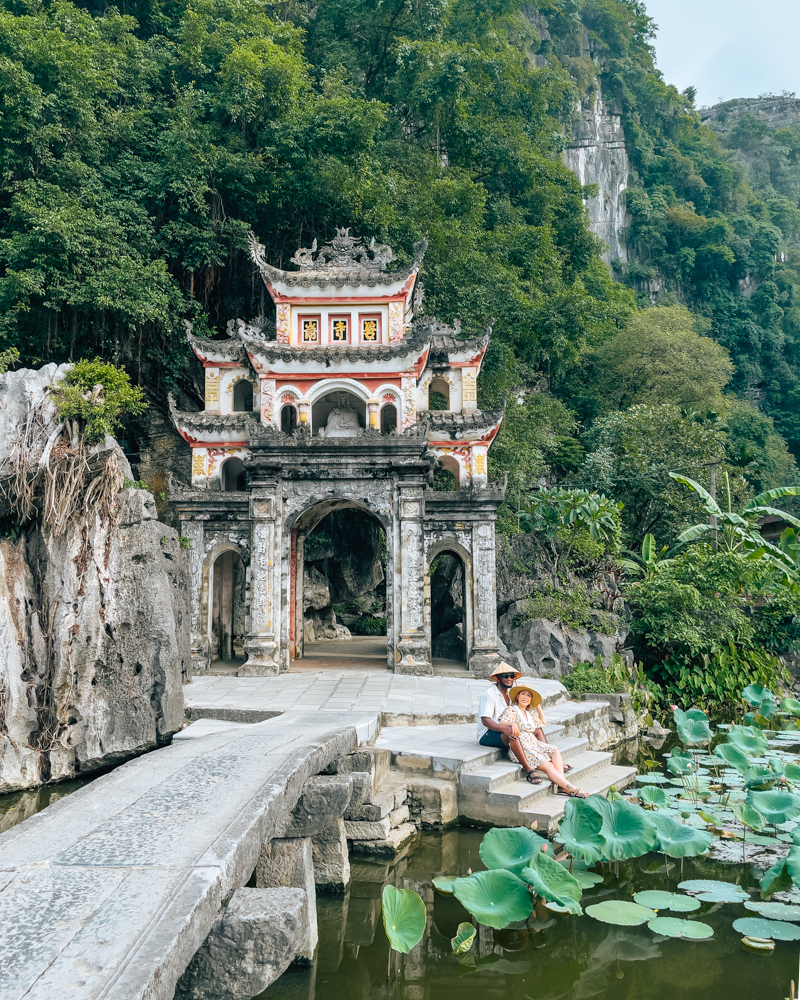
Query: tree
569,305,734,419
577,403,744,545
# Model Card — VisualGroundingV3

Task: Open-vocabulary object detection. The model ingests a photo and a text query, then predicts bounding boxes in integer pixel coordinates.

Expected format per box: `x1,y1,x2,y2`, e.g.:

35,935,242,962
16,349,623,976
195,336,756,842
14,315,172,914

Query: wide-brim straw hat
508,682,542,707
488,661,522,680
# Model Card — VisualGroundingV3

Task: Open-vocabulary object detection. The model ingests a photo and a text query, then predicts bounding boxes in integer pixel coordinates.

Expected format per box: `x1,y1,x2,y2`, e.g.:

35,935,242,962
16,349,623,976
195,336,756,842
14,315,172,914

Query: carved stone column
243,488,280,675
366,397,379,429
180,518,206,672
468,520,503,676
396,488,432,675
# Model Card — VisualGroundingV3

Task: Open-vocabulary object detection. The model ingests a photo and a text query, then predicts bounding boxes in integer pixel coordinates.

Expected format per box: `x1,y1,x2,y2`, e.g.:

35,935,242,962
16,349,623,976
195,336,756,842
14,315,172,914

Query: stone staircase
375,691,637,835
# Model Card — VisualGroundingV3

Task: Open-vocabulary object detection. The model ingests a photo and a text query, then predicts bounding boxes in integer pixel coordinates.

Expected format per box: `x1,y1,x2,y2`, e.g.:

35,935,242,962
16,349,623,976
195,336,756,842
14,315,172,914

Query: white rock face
0,366,189,792
563,90,630,263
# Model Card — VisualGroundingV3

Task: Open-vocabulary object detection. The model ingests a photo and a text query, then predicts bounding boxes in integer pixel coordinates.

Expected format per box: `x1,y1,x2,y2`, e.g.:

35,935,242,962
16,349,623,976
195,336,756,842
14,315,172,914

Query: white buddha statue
318,393,361,438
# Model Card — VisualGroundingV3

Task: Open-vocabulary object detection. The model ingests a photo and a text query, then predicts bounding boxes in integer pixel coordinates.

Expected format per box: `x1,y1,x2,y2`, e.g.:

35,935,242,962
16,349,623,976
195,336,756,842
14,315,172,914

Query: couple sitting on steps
477,662,589,798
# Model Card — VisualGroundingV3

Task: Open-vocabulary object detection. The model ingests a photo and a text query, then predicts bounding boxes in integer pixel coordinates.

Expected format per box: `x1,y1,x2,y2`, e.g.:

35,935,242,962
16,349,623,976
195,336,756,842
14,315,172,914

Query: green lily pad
520,851,583,915
636,774,670,784
678,879,749,903
760,859,794,899
544,901,572,914
785,762,800,782
557,798,606,865
638,785,671,808
744,901,800,921
747,789,800,824
633,890,700,912
781,698,800,717
452,870,533,929
648,917,714,939
732,801,765,832
451,922,476,954
382,885,426,953
586,900,656,926
727,726,769,754
742,684,775,707
652,814,713,858
674,708,712,746
587,796,657,861
732,918,800,941
479,826,547,875
714,743,753,774
432,876,458,895
572,870,604,888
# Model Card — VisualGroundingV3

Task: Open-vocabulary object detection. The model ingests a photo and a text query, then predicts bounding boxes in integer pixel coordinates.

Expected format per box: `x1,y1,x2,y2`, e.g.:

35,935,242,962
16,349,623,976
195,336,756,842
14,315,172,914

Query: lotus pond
269,689,800,1000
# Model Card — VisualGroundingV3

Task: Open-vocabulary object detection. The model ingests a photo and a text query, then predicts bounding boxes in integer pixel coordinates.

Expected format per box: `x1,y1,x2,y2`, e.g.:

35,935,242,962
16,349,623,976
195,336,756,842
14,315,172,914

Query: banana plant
619,533,675,580
669,472,800,579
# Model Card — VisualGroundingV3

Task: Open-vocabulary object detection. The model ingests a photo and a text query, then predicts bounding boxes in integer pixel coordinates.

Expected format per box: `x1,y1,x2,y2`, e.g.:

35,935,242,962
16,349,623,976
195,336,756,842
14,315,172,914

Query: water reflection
265,828,797,1000
0,778,88,834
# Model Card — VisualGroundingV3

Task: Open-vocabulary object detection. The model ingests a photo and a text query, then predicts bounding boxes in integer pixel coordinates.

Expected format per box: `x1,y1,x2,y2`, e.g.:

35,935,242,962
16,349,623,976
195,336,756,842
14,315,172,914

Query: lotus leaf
544,901,572,914
651,814,713,858
633,890,700,912
714,743,753,774
479,826,547,875
590,798,657,861
744,901,800,921
727,726,769,754
520,851,583,915
432,876,458,895
785,762,800,782
741,684,775,707
586,900,656,926
679,879,749,903
636,773,670,784
747,789,800,824
451,922,477,954
741,936,775,953
673,708,712,746
785,844,800,887
667,754,694,776
572,870,604,888
557,797,605,864
732,801,766,832
760,859,794,899
647,917,714,939
638,786,671,808
732,918,800,941
782,698,800,717
452,870,533,929
382,885,426,953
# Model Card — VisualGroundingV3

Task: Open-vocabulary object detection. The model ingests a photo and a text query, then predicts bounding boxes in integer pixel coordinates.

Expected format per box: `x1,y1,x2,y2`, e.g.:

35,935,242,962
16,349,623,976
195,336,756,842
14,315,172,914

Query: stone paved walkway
184,673,569,725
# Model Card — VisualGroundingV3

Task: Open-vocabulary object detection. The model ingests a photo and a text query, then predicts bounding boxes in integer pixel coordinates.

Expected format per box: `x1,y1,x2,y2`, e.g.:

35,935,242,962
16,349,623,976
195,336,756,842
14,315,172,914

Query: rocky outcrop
563,90,630,263
0,366,190,791
497,600,626,679
699,95,800,134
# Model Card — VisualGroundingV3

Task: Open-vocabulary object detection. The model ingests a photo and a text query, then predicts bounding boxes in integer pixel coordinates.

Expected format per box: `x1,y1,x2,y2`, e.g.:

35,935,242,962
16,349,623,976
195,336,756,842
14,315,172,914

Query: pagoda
171,228,507,676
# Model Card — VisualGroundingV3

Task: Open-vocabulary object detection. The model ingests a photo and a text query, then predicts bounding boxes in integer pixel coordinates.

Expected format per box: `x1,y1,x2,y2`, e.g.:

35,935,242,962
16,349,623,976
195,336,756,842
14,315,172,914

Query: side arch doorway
210,550,246,665
289,502,390,667
429,550,470,666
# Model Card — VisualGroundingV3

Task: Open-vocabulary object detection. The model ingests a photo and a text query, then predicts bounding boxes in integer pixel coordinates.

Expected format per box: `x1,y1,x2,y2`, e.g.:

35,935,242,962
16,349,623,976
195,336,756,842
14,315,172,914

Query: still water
266,828,798,1000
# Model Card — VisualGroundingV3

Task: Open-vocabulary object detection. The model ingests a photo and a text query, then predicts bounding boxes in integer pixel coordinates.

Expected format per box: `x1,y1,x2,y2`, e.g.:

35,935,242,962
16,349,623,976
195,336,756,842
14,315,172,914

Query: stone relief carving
282,482,393,518
290,229,397,272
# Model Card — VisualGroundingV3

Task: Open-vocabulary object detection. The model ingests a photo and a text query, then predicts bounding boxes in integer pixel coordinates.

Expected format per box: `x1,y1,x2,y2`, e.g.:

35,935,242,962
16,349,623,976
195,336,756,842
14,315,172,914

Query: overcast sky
644,0,800,108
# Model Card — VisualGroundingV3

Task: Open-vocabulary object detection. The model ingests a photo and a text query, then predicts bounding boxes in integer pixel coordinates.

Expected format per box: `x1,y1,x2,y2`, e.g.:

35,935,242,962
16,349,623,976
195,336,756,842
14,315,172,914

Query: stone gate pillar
469,520,502,676
243,486,281,675
396,487,432,675
180,518,206,672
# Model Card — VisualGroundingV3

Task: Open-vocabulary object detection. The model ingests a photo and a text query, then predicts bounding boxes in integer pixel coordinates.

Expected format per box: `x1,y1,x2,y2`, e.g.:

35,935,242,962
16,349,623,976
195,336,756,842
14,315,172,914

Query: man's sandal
525,770,542,785
558,784,588,798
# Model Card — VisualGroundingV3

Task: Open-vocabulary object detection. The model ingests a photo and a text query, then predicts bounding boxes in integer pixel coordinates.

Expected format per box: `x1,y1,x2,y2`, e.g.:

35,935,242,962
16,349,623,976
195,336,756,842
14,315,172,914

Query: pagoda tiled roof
168,395,257,437
239,320,431,365
421,398,506,441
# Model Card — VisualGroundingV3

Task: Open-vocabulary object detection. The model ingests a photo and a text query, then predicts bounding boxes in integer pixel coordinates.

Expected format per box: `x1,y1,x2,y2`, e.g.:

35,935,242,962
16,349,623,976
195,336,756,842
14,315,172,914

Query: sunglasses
496,673,517,679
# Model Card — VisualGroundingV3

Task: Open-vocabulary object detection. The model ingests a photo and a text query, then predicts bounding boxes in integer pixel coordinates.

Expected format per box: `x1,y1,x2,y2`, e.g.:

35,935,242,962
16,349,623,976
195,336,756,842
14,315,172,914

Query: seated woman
499,682,588,798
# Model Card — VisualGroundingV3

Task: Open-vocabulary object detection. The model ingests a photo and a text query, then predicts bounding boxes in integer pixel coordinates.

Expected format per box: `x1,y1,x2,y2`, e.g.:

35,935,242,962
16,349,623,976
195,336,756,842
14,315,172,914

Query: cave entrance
291,504,388,666
429,551,467,667
210,550,246,665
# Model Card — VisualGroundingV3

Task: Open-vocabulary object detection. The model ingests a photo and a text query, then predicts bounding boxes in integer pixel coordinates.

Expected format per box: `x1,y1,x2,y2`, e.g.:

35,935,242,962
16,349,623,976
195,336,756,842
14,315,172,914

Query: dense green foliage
53,359,147,442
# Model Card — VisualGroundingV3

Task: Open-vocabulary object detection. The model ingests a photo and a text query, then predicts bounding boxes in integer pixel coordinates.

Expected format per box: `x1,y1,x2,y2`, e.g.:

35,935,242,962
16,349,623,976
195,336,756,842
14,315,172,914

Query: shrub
516,584,619,636
348,615,387,636
53,359,146,443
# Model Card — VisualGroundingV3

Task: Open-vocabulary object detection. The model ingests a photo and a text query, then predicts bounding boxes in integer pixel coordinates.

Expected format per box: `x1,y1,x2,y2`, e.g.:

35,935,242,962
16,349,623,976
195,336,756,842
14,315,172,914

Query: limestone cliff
563,90,630,263
0,366,190,792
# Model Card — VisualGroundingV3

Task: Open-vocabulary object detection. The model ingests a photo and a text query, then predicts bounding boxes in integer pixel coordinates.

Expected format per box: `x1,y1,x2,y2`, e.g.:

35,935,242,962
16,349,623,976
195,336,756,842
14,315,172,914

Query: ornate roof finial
289,227,397,272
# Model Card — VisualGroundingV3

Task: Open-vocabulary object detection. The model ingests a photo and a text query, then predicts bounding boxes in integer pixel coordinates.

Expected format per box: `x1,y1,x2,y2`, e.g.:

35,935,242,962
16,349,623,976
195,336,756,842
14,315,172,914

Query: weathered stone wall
0,366,190,792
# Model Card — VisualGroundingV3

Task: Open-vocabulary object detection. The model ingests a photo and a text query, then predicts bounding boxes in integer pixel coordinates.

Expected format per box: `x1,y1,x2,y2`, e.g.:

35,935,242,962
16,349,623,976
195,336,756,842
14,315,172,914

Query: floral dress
498,705,559,767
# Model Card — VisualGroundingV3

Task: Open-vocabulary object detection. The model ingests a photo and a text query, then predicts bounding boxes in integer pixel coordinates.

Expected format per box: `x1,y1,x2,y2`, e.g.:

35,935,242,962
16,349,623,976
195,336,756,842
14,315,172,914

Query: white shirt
477,684,511,739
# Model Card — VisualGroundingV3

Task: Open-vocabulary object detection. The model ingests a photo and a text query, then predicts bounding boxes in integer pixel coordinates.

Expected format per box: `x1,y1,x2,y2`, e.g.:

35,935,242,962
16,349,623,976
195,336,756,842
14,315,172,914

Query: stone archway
210,549,246,663
429,550,467,663
289,500,390,665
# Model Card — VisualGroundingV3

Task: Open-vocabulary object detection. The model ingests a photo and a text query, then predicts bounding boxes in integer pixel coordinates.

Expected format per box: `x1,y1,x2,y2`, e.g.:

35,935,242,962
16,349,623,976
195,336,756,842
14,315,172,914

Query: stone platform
0,711,374,1000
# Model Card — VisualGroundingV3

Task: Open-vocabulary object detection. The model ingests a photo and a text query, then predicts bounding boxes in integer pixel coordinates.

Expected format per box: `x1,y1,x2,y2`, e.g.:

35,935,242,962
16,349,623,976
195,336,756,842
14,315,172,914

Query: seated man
476,662,541,785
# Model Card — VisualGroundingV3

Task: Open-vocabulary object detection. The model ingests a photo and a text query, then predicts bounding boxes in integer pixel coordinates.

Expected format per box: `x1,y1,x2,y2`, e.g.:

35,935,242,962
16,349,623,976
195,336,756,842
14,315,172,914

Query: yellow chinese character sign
332,319,348,342
302,319,319,342
362,319,378,342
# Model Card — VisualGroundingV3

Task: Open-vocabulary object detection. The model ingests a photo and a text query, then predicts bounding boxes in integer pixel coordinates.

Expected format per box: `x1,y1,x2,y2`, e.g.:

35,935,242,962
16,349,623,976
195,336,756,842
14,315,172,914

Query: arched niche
427,545,471,665
428,376,450,410
312,390,365,437
233,379,254,412
433,455,460,491
281,403,298,433
381,403,397,435
210,549,245,662
221,456,246,492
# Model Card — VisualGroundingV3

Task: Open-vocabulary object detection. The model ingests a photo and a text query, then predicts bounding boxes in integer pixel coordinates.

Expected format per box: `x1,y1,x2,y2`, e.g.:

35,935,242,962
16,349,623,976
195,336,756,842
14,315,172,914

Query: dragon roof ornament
249,230,428,289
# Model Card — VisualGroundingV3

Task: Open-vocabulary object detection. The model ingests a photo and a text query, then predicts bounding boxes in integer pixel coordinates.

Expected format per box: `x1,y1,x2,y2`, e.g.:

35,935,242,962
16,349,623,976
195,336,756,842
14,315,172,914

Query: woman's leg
549,748,565,774
536,759,586,796
502,733,532,773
